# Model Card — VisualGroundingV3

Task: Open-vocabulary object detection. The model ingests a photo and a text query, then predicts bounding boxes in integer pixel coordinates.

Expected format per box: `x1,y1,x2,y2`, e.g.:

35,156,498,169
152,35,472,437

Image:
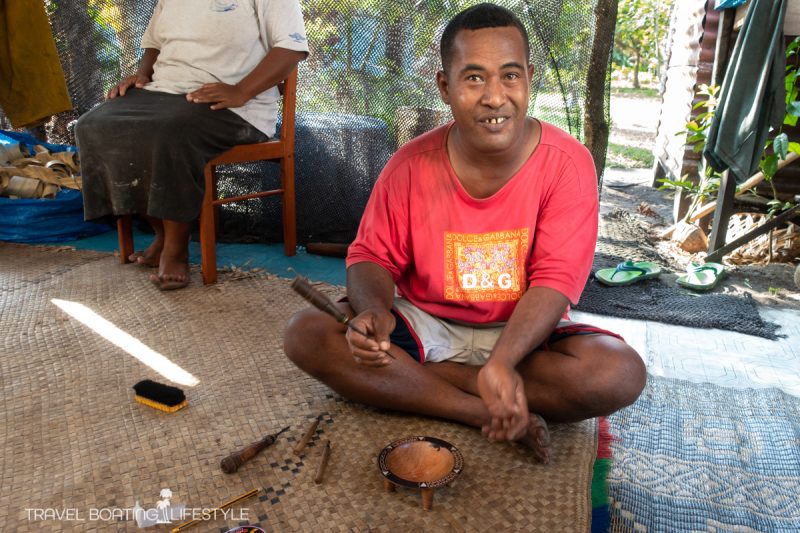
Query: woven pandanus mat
0,242,108,295
0,244,596,532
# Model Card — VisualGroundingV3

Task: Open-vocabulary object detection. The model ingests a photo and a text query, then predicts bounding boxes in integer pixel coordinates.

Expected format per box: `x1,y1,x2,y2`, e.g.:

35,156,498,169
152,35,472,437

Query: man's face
437,26,533,157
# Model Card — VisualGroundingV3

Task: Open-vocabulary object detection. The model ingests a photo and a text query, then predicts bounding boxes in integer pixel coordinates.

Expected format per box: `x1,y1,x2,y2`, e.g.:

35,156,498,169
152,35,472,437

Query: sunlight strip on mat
51,299,199,387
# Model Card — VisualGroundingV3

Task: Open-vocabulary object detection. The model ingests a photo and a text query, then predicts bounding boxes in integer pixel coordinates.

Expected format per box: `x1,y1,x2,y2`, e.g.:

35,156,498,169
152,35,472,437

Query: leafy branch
657,84,722,223
757,36,800,216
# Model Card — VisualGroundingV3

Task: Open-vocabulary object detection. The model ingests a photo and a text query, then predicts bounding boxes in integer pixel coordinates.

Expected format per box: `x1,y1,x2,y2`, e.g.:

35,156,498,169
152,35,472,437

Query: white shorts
388,297,619,365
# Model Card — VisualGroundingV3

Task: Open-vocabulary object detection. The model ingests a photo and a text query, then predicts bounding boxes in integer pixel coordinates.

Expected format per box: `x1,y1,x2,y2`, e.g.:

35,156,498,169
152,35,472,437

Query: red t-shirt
346,121,598,324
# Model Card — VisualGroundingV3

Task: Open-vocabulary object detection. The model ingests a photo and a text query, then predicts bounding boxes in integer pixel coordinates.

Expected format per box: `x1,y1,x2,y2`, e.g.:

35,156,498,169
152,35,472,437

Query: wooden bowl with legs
378,436,464,510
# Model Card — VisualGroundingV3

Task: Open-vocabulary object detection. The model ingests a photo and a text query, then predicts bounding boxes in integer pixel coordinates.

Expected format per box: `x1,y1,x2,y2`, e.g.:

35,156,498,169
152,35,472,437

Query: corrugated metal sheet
653,0,717,182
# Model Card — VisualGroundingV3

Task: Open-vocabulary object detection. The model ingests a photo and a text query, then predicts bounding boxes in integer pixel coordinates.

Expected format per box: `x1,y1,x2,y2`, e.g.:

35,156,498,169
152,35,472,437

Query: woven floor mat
1,246,596,532
607,374,800,531
0,242,108,295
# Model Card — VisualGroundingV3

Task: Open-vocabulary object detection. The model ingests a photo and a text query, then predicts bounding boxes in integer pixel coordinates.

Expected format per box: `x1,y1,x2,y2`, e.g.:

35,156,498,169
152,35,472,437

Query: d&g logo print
443,228,528,302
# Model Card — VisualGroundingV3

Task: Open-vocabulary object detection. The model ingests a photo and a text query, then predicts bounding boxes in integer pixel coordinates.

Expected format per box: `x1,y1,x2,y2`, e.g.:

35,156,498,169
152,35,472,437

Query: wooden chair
117,67,298,284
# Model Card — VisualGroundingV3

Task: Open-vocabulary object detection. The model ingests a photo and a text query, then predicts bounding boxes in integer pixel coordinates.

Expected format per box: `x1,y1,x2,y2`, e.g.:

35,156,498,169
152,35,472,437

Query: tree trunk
633,51,641,88
583,0,619,184
384,19,405,74
654,8,661,81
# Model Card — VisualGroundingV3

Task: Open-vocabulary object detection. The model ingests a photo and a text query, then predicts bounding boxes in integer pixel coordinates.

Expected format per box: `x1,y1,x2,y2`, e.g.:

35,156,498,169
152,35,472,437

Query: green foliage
756,36,800,216
613,0,672,86
606,142,654,168
661,35,800,222
300,0,593,140
611,86,660,98
759,37,800,179
300,0,460,138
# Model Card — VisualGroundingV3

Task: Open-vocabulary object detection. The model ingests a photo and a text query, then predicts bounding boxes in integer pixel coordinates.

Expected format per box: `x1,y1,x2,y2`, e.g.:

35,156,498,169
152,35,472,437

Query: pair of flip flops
595,260,725,291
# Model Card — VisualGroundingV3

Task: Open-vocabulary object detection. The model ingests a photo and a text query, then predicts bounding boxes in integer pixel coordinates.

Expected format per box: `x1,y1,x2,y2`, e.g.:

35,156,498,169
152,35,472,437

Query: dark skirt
75,88,268,223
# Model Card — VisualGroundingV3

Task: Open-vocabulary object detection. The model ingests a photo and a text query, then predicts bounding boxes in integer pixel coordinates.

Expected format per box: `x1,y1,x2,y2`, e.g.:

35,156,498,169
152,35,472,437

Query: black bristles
133,379,185,406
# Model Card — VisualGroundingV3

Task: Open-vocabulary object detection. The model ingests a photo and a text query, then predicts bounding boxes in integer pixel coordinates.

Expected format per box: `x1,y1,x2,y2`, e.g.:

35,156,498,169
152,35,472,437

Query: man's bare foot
517,413,551,464
128,248,160,267
127,238,163,267
149,255,189,291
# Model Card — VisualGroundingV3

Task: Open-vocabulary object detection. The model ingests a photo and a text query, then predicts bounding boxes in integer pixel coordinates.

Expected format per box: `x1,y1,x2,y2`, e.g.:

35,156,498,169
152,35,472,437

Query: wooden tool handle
290,274,395,359
314,440,331,484
291,275,349,324
220,438,268,474
293,417,320,455
221,427,288,474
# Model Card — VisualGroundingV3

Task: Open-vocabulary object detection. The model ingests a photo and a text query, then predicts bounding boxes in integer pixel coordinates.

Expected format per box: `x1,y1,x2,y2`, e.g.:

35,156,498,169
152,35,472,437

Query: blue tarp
0,129,76,154
0,129,111,243
0,189,111,243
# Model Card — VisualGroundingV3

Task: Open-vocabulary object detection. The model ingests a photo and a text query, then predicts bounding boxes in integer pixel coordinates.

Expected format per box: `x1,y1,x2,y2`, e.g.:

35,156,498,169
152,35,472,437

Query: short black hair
440,3,531,72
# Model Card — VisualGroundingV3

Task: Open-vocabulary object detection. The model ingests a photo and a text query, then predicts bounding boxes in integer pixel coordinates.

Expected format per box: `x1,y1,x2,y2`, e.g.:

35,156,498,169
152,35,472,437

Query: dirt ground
601,181,799,310
606,91,800,311
609,90,661,151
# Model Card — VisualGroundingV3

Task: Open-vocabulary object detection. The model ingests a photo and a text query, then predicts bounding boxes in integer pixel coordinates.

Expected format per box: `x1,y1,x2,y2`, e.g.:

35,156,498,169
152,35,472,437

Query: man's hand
107,74,150,99
345,308,396,368
186,83,249,110
477,360,529,441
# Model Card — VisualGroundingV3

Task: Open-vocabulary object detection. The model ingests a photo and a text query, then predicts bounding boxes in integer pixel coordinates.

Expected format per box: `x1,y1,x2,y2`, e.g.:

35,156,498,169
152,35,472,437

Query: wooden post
116,216,133,265
707,170,737,254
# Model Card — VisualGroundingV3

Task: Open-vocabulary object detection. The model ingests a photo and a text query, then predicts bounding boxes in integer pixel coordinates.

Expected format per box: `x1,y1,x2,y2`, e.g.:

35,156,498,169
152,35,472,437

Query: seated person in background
76,0,308,290
284,3,645,463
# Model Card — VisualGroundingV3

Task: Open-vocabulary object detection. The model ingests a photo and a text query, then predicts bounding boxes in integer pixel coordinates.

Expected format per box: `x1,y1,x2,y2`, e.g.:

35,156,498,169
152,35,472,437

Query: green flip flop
595,260,662,286
676,262,725,291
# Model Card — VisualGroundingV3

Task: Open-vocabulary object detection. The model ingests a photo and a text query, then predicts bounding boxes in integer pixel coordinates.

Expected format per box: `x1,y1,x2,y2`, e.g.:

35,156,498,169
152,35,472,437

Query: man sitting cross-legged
284,2,646,463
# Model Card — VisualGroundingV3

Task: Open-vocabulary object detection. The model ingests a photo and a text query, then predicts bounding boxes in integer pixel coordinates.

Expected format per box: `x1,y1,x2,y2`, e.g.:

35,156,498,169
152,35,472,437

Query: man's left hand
186,83,248,110
477,360,529,441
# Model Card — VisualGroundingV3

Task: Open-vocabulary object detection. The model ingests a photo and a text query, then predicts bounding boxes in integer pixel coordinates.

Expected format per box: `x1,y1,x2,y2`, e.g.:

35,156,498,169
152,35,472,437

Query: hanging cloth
0,0,73,128
704,0,787,183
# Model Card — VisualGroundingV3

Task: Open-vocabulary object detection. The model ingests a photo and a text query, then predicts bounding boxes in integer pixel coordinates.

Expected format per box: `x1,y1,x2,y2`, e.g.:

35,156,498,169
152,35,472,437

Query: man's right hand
106,74,150,99
477,360,529,442
345,308,396,367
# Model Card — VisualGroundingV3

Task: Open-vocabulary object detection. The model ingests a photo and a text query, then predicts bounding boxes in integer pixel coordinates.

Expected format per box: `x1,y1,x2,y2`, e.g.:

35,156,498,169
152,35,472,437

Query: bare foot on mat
128,249,160,267
128,239,163,267
517,413,551,464
149,255,190,291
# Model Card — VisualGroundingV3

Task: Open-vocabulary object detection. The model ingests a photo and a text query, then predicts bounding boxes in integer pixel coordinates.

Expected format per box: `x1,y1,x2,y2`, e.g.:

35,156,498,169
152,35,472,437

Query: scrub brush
133,379,188,412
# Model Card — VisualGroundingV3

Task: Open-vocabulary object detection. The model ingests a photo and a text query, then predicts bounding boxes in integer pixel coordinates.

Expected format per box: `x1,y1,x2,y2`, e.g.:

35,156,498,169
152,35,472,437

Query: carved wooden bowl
378,436,464,510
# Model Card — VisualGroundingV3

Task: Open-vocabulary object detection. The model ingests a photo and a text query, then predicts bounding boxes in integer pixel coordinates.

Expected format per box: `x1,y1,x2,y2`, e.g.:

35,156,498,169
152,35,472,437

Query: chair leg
199,165,218,284
117,215,134,264
281,153,297,256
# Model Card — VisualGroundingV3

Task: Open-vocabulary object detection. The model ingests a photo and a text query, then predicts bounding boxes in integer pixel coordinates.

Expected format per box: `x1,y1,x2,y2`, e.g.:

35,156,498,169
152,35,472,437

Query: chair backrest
279,67,298,148
206,67,298,167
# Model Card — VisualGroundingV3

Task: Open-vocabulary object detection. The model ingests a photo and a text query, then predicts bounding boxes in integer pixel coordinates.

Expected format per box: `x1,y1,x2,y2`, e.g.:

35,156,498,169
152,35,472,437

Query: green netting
2,0,609,243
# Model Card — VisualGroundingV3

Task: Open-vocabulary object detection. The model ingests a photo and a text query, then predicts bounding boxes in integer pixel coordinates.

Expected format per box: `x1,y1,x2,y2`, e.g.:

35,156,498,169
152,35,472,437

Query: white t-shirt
141,0,308,136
